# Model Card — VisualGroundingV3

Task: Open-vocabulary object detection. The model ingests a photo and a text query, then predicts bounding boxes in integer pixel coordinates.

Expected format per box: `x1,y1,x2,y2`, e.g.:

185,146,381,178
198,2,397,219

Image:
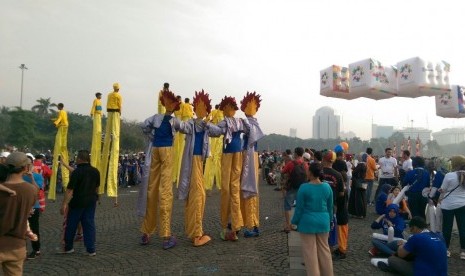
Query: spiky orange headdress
193,89,212,115
240,91,261,114
160,90,180,112
219,96,238,111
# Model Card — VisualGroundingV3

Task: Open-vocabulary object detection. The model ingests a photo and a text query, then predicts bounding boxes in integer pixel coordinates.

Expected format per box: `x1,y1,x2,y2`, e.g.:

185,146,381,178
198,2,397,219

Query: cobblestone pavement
23,180,465,275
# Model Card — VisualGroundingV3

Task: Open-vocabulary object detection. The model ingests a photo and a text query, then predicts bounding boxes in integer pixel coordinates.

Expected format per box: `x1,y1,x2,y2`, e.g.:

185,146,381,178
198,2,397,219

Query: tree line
0,97,146,155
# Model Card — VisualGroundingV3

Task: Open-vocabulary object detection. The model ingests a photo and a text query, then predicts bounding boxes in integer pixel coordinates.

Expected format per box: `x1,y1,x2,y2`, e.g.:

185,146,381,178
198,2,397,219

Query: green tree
31,97,57,117
7,110,35,149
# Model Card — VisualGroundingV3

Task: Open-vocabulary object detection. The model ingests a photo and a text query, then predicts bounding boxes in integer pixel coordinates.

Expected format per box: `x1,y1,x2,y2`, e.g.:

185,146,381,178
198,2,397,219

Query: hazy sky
2,0,465,140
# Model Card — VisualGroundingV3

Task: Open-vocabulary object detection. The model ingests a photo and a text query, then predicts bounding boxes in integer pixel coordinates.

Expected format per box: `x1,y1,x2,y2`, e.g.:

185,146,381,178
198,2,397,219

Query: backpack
288,161,307,190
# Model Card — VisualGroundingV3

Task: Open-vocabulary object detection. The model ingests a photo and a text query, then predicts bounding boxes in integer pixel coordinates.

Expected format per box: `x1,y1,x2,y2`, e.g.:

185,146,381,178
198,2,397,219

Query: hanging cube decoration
320,65,358,99
435,85,465,118
348,58,397,100
397,57,451,98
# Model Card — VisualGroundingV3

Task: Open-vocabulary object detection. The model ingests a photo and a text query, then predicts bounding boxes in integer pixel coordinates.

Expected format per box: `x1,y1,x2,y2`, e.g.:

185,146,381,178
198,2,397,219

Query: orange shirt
365,155,377,180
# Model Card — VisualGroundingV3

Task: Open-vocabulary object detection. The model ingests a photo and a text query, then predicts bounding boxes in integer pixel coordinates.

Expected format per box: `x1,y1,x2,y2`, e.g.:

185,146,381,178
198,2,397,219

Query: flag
393,142,397,157
416,135,421,156
407,136,411,152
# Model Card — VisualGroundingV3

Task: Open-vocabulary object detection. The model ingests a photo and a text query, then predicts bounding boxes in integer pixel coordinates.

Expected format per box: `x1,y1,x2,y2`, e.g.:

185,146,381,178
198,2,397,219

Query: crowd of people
1,82,464,275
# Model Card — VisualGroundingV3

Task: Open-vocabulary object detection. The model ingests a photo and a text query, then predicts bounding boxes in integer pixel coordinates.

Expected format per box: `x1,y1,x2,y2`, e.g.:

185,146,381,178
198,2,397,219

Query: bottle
387,226,394,242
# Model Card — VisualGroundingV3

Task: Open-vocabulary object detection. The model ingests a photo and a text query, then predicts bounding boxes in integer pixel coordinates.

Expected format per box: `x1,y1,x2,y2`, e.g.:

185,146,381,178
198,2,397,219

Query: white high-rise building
312,106,340,139
289,128,297,138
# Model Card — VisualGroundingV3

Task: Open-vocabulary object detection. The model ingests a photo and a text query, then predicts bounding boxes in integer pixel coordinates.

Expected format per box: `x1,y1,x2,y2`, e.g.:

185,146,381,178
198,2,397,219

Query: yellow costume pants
90,113,102,170
48,126,69,200
241,152,260,229
220,152,243,231
100,111,120,197
172,132,185,187
184,156,206,239
203,136,222,190
140,147,174,238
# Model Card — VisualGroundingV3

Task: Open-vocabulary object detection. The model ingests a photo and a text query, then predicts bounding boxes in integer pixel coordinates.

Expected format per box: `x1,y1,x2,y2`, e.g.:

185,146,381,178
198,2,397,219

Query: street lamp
19,64,28,109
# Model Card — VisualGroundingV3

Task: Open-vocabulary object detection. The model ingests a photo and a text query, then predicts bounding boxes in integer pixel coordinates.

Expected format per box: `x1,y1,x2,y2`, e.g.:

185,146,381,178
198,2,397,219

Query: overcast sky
2,0,465,140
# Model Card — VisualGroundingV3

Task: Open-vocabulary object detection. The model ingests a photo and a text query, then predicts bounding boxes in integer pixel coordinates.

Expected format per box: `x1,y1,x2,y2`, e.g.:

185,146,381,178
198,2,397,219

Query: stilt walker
139,89,181,249
172,98,194,186
48,103,70,200
90,92,103,170
217,96,250,241
100,83,122,206
240,92,264,238
203,105,224,191
178,90,219,246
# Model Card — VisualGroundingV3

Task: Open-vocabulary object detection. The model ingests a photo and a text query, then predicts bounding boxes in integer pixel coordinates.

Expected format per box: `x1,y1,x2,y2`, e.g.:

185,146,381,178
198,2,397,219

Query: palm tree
32,97,57,116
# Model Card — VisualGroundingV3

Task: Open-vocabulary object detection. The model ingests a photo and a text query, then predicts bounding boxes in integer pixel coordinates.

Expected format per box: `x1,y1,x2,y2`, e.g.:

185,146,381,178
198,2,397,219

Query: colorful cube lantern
348,58,397,100
320,65,358,100
397,57,451,98
435,85,465,118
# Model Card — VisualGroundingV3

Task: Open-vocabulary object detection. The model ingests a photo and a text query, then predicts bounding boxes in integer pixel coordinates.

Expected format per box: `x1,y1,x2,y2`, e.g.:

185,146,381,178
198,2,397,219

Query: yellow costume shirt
181,103,194,121
107,92,122,112
90,99,102,116
54,110,68,127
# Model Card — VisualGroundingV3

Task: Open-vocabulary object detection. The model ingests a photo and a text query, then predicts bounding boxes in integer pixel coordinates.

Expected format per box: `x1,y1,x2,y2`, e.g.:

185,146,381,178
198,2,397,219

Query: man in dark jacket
60,150,100,256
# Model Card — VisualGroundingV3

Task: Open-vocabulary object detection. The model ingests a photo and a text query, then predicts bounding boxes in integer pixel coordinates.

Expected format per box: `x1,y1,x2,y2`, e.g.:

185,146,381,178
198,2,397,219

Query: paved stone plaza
23,179,465,275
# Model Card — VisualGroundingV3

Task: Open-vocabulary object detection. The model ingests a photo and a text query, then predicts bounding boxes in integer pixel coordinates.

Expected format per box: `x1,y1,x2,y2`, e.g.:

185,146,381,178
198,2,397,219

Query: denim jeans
372,239,398,255
442,205,465,250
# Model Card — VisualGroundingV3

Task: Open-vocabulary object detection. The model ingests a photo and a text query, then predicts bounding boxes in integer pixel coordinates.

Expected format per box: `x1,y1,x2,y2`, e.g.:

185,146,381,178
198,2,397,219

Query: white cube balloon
348,58,397,100
397,57,451,98
320,65,357,99
435,85,465,118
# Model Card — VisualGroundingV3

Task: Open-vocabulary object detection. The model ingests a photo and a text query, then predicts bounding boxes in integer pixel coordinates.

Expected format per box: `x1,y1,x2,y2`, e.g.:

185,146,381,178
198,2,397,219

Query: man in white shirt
378,147,398,187
400,150,413,186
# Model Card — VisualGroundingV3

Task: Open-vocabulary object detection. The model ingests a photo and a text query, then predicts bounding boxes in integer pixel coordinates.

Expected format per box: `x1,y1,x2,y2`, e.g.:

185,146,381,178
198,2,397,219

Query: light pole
19,64,28,109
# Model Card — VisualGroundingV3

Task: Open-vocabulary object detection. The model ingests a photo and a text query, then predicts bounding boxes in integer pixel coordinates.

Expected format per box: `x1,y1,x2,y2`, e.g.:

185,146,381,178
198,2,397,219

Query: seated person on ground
376,184,392,215
386,186,412,220
370,203,406,256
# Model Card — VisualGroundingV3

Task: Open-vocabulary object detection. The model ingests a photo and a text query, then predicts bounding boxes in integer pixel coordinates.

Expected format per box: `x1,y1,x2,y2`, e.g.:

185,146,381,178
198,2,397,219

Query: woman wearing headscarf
369,203,406,256
348,153,367,218
376,184,392,215
439,155,465,259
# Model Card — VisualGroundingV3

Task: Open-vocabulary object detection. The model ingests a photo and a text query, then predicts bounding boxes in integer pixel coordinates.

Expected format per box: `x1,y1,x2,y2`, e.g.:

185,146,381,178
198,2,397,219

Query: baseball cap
0,151,10,158
303,152,311,160
322,150,336,163
26,153,35,161
6,152,29,168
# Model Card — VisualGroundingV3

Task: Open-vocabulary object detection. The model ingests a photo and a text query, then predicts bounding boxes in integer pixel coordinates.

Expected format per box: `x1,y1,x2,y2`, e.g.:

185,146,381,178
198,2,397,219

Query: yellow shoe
194,235,212,247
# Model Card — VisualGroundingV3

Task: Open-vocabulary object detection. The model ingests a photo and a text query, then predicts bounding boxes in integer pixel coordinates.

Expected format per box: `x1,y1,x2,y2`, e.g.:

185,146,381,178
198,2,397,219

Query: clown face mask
222,104,236,117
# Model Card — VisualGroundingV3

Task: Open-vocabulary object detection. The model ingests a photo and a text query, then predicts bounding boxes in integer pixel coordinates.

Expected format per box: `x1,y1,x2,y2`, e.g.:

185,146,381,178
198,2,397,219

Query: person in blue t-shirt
378,216,447,276
402,157,430,219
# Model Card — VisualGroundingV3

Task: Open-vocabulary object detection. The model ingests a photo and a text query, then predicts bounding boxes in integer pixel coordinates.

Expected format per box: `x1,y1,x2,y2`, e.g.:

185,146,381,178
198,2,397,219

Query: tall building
289,128,297,138
312,106,340,139
432,128,465,146
372,124,394,139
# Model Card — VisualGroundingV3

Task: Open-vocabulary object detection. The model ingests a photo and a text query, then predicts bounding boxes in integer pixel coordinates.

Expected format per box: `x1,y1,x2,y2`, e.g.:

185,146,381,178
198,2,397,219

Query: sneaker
88,252,97,257
27,251,40,260
368,247,378,257
58,248,75,254
140,234,149,245
244,228,260,238
460,252,465,260
227,231,238,241
193,235,211,247
377,261,391,272
220,229,228,241
74,233,83,242
162,236,177,250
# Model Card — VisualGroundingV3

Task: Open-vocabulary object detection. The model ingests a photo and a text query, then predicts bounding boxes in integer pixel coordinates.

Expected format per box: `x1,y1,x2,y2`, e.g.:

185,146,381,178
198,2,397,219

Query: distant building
372,124,394,139
289,128,297,138
397,127,432,144
312,106,340,139
432,128,465,146
340,131,356,140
